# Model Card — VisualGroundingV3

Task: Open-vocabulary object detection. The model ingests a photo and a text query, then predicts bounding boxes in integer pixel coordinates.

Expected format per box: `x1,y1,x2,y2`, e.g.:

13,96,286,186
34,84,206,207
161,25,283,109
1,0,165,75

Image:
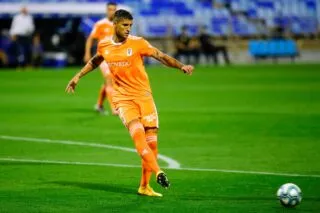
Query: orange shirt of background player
97,35,155,101
90,18,114,41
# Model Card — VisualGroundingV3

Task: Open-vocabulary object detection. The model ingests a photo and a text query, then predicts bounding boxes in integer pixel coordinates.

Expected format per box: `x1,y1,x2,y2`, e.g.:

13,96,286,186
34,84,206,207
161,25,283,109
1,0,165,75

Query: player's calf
128,120,161,174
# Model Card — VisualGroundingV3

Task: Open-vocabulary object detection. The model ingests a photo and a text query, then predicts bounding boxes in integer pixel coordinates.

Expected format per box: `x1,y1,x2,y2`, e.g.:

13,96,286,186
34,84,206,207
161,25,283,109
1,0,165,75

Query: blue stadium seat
148,25,169,37
175,9,194,16
291,16,318,34
211,17,230,36
256,1,274,9
305,0,317,15
249,39,299,60
273,16,291,28
231,15,251,36
140,9,160,16
247,8,258,18
201,2,212,8
173,1,194,16
150,0,175,9
185,24,199,36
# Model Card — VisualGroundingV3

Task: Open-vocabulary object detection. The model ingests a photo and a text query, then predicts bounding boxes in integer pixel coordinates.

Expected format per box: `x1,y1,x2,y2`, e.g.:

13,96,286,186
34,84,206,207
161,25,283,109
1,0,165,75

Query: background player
84,1,117,115
66,10,194,197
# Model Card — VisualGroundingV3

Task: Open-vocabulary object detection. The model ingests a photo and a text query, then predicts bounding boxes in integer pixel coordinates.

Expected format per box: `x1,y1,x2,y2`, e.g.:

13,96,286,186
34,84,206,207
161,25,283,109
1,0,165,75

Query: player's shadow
49,181,135,195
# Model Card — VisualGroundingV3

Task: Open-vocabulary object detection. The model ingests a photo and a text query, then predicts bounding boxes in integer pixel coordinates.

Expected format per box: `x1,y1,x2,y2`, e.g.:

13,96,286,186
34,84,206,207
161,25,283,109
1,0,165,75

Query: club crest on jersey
127,48,133,56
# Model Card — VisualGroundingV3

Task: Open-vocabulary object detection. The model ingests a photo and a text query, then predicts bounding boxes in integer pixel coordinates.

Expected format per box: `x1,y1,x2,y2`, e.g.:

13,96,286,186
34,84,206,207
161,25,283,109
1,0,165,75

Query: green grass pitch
0,64,320,212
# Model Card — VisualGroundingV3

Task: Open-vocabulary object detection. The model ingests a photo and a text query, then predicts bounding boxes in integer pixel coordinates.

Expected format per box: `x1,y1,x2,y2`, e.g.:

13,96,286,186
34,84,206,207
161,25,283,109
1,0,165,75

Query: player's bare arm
151,48,194,75
65,54,104,93
84,35,95,62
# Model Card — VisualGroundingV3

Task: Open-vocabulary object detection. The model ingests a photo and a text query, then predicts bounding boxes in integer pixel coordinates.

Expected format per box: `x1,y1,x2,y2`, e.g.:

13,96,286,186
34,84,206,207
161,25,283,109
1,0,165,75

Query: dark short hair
113,9,133,22
107,1,117,7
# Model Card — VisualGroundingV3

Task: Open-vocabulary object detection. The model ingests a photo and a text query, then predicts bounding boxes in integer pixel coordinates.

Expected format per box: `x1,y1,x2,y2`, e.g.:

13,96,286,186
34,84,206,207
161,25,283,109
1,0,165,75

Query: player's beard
120,29,130,39
123,31,129,38
115,31,128,42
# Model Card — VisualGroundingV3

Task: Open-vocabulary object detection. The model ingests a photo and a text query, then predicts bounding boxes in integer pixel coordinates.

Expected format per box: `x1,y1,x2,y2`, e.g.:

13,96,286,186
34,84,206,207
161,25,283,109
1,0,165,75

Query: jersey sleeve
90,23,99,39
97,40,103,55
139,39,155,56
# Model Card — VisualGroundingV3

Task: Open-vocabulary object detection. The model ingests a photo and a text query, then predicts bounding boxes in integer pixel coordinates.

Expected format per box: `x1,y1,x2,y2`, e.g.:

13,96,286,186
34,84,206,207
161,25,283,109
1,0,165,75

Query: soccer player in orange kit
66,10,194,197
84,2,117,115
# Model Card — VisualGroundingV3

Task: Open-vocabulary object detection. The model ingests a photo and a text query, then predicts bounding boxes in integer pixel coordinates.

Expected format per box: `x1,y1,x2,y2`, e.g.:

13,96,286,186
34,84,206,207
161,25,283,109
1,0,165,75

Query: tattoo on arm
151,48,184,70
78,54,104,78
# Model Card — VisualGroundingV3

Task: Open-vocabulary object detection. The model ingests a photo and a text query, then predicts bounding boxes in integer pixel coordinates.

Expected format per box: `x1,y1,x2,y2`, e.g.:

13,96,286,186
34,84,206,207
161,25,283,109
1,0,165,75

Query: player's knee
145,128,158,151
128,119,144,136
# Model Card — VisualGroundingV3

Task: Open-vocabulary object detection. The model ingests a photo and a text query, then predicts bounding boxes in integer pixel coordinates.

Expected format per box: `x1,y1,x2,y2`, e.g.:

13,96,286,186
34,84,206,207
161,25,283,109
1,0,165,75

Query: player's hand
65,76,79,93
181,65,194,75
83,53,91,63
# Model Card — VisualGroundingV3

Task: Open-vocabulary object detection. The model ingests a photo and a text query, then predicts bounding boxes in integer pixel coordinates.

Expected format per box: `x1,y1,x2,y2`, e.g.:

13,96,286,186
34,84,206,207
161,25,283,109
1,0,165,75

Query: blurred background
0,0,319,68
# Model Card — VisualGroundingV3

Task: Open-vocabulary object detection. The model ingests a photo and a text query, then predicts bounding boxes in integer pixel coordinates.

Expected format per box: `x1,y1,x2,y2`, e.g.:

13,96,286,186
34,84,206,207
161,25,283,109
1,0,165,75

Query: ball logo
127,48,133,56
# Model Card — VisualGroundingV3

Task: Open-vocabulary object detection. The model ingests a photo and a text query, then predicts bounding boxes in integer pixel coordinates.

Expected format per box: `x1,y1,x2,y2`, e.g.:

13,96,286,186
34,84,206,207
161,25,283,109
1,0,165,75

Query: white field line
0,135,180,169
172,167,320,178
0,157,319,178
1,135,320,178
0,157,140,168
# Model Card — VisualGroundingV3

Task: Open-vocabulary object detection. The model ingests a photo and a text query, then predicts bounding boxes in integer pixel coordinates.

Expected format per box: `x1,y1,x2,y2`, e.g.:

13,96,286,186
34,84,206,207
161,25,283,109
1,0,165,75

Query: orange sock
129,122,160,175
97,84,106,107
140,133,158,187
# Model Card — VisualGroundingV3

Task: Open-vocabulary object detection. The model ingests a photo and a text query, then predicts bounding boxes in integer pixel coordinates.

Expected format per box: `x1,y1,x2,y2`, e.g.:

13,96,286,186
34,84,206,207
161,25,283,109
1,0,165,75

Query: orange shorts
115,98,159,129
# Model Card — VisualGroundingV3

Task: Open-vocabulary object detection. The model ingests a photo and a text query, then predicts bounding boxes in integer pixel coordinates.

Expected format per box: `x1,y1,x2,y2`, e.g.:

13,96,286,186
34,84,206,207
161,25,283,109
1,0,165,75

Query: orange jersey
97,35,155,101
90,18,114,41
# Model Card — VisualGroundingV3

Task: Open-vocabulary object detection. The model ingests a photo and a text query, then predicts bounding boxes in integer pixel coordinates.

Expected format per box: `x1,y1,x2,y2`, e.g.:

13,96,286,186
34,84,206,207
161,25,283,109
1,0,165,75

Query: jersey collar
111,36,129,45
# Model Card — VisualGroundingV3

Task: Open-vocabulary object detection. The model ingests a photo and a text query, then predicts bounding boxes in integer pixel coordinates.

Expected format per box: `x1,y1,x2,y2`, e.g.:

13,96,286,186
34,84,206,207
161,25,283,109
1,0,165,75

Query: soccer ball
277,183,302,207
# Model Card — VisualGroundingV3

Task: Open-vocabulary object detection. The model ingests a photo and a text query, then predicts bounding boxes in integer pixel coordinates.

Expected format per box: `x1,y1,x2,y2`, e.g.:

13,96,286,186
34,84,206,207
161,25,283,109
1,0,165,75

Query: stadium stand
0,0,319,37
0,0,319,66
0,0,320,37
